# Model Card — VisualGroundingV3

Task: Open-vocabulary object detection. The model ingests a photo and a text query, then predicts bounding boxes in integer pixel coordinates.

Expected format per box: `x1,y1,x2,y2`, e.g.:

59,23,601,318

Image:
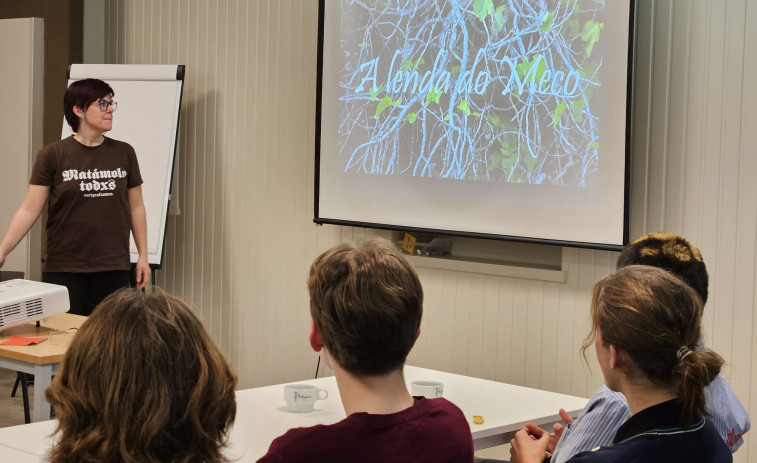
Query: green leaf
570,100,585,122
516,55,547,83
374,96,401,118
582,20,604,58
444,114,450,121
553,102,568,126
500,153,516,170
358,42,369,49
450,65,461,75
400,59,424,71
487,113,502,128
578,59,600,79
472,112,481,117
369,83,383,101
375,97,393,118
523,152,539,173
495,138,517,171
569,19,580,38
403,112,417,124
587,139,599,149
473,0,493,22
424,88,443,106
457,100,471,116
488,151,503,171
493,5,507,33
541,11,555,33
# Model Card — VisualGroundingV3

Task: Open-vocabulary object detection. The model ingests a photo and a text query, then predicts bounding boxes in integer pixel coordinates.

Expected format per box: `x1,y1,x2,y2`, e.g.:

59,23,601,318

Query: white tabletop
0,365,588,461
0,443,41,462
0,420,55,459
228,365,588,460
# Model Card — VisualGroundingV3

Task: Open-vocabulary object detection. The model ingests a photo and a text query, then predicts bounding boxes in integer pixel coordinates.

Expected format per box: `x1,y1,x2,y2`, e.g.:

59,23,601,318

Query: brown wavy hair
308,237,423,376
583,265,723,425
45,288,237,463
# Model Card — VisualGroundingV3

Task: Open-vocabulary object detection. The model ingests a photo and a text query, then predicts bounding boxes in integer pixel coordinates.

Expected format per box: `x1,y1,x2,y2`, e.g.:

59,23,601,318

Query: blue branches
337,0,606,187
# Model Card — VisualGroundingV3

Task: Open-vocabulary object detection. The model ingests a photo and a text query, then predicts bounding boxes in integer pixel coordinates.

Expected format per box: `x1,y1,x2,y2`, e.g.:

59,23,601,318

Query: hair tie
677,346,693,361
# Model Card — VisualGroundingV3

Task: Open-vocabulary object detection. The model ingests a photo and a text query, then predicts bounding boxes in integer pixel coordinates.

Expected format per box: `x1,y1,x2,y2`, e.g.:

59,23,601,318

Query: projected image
338,0,606,187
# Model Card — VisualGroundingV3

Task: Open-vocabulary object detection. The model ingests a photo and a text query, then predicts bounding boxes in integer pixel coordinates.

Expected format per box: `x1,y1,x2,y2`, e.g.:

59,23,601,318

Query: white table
0,443,41,462
0,366,588,461
227,366,588,460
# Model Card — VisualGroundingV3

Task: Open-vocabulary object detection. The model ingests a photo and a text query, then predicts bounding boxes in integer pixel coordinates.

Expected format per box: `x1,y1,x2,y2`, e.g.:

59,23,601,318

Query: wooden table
0,313,86,422
0,365,589,460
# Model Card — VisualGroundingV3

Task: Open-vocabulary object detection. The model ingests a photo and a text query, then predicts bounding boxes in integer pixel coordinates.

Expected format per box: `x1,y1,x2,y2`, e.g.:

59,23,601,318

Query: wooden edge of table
0,313,87,364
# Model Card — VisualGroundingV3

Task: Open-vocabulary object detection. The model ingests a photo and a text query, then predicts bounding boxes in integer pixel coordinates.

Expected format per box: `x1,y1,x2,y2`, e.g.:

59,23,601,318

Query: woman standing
0,78,149,316
510,265,731,463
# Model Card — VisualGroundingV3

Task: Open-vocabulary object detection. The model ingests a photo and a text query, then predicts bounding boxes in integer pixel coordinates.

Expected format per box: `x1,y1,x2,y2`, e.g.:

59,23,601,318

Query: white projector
0,279,70,330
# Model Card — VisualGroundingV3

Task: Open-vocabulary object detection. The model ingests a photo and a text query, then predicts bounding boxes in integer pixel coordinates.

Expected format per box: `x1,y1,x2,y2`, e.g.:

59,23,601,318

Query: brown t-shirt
30,136,143,272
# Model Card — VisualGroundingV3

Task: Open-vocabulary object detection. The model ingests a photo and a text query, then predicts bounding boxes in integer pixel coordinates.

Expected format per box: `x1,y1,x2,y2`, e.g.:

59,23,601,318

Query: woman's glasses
47,328,78,345
94,99,117,111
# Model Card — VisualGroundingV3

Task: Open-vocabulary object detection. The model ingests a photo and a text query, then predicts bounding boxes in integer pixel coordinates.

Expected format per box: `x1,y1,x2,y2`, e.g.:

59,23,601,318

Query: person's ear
609,345,627,370
73,106,85,118
309,319,323,352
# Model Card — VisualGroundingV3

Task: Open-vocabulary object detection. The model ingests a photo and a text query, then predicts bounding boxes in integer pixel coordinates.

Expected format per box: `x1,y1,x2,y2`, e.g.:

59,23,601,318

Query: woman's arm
128,185,150,289
0,184,50,268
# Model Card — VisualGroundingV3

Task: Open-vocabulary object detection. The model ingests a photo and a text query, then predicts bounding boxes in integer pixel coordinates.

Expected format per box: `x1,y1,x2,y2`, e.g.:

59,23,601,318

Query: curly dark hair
616,232,708,303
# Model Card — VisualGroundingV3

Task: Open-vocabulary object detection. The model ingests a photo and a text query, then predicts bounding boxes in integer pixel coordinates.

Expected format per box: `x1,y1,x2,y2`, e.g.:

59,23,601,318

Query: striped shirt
551,377,750,463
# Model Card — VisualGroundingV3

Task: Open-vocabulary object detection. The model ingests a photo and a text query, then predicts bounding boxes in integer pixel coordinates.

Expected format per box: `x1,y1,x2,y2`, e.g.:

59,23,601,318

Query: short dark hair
616,232,708,303
63,78,115,132
46,288,237,463
308,237,423,376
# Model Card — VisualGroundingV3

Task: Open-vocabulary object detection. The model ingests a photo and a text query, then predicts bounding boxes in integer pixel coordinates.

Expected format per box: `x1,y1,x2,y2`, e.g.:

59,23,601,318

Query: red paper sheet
0,335,47,346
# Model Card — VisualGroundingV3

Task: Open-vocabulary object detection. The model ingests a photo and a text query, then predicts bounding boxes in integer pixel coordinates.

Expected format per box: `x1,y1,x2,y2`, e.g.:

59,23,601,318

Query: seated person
511,265,732,463
257,237,474,463
543,233,749,463
45,288,238,463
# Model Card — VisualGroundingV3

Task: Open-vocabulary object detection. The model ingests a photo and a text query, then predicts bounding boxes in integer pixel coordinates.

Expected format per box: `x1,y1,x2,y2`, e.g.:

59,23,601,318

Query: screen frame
314,0,635,252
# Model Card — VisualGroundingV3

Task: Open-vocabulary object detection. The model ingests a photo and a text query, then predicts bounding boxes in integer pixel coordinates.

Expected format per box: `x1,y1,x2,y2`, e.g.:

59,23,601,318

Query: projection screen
315,0,634,250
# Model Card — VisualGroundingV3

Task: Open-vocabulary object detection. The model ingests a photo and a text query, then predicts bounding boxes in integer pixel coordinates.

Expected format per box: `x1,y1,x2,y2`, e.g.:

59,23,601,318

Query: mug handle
318,389,329,400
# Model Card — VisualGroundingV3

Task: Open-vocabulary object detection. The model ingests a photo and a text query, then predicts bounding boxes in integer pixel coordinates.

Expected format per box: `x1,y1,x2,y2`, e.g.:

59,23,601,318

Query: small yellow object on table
472,415,484,425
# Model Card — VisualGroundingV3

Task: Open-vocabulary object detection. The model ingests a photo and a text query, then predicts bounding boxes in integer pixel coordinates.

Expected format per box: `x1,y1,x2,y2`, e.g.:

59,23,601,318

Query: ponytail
590,265,727,426
675,348,724,424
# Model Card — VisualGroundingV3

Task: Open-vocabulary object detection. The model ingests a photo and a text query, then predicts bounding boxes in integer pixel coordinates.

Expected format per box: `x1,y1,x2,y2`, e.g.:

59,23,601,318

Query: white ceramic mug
410,380,444,398
283,384,329,413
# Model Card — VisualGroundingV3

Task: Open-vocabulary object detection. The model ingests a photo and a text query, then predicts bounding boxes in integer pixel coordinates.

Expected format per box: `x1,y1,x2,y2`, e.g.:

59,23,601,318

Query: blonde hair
583,265,723,424
46,288,237,463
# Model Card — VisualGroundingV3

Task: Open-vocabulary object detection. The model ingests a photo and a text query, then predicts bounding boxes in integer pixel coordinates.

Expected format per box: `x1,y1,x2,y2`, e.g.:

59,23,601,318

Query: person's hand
559,408,575,426
525,422,564,457
534,408,575,455
135,255,150,289
510,427,551,463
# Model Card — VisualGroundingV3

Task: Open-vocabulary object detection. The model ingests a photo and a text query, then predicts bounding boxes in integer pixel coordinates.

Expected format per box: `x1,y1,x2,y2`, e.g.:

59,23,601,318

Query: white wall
94,0,756,460
0,18,44,281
